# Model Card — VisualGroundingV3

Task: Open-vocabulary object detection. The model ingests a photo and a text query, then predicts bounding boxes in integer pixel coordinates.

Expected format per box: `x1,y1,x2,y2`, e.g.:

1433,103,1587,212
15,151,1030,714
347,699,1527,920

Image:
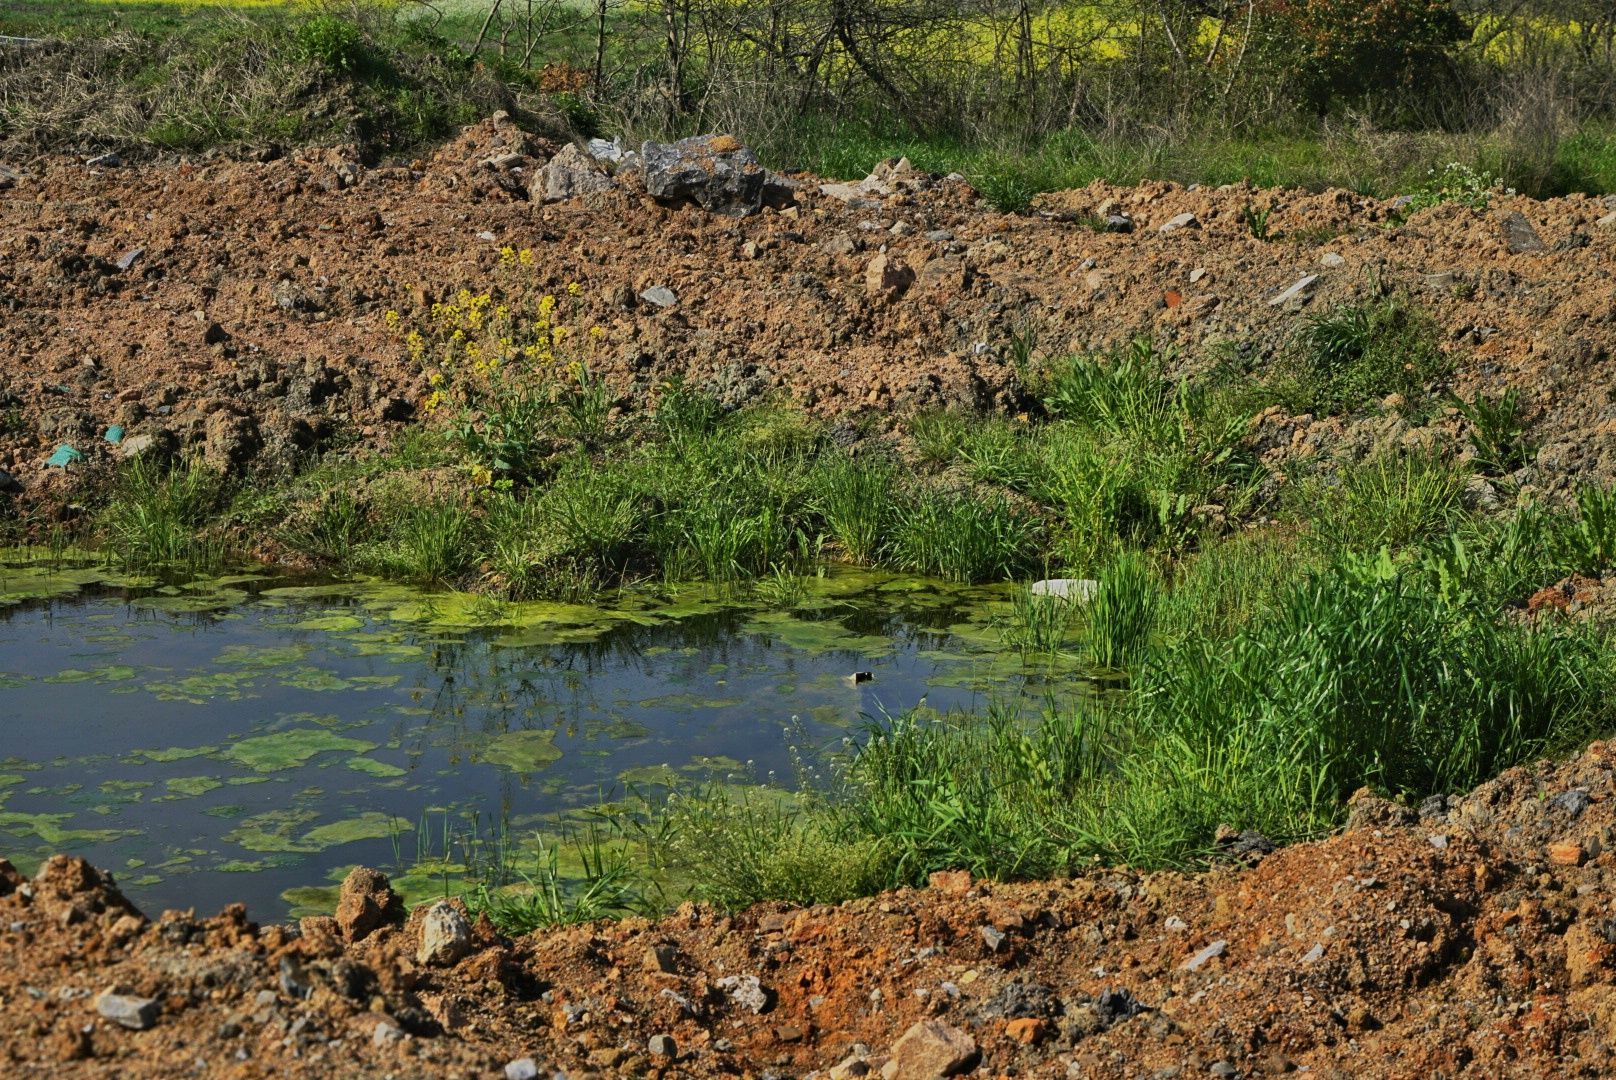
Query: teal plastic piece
105,425,125,445
46,445,84,468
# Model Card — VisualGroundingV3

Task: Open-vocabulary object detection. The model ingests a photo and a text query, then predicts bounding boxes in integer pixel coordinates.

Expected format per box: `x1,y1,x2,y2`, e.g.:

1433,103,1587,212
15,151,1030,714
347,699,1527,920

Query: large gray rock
1502,210,1547,254
532,142,617,204
416,900,473,966
641,134,764,215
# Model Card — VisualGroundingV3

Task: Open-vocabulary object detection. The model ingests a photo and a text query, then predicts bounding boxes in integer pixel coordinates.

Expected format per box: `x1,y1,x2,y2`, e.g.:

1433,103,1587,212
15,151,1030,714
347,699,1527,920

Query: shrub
294,14,369,74
1557,485,1616,575
1320,448,1469,550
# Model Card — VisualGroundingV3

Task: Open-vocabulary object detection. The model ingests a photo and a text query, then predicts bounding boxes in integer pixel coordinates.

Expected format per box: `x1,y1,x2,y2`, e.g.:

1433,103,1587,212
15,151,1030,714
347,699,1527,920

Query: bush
293,14,372,74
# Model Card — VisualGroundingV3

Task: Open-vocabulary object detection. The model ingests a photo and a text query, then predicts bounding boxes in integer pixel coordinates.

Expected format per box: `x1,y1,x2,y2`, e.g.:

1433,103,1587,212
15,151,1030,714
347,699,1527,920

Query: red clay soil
3,114,1616,510
6,741,1616,1078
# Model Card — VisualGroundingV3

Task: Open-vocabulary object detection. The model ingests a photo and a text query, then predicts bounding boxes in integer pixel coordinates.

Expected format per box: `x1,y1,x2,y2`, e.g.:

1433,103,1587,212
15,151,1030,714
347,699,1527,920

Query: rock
1502,211,1547,254
831,1052,873,1079
980,925,1007,953
715,974,772,1014
115,248,144,272
1268,274,1319,308
1189,267,1209,283
864,253,915,300
586,136,627,163
96,991,158,1030
278,955,312,1000
647,1033,677,1058
822,233,861,257
1104,214,1134,233
1550,789,1591,816
761,171,799,208
1164,915,1188,933
1181,939,1228,971
885,1019,978,1078
119,433,158,459
641,134,765,215
926,229,955,243
643,943,678,973
202,321,230,346
533,143,617,203
1421,270,1456,290
1549,840,1587,866
1158,212,1199,234
504,1059,540,1080
1597,211,1616,229
1301,942,1325,964
335,866,403,943
87,153,123,168
416,900,473,966
1209,1062,1237,1078
640,285,678,309
1095,988,1147,1026
1320,252,1346,267
1005,1017,1049,1044
372,1019,403,1046
1030,578,1098,602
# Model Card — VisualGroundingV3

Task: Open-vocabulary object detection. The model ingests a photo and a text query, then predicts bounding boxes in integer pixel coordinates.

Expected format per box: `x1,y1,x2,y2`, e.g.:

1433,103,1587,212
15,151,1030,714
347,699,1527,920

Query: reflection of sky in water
0,570,1086,920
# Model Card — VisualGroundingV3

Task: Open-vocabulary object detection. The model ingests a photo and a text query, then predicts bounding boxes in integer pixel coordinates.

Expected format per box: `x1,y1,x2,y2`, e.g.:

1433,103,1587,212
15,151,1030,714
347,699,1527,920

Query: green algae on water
477,729,562,773
222,729,376,772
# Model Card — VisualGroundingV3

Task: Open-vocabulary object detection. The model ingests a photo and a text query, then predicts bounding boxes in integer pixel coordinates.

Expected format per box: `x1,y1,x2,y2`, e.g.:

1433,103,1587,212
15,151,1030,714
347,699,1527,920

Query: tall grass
102,458,226,571
885,486,1043,584
1086,551,1161,670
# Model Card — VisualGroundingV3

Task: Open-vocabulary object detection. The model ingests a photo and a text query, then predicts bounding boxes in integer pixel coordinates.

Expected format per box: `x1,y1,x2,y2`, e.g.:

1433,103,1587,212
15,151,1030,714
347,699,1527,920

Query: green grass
101,458,227,571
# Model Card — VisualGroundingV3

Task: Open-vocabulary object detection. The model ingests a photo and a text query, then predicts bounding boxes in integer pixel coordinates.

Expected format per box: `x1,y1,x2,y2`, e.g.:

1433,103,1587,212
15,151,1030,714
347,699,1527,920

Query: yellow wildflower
423,390,446,413
518,248,534,266
566,281,582,296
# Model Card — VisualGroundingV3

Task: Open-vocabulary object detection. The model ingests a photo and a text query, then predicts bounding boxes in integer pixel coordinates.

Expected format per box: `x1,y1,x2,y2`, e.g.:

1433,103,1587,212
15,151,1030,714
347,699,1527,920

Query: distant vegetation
3,0,1616,204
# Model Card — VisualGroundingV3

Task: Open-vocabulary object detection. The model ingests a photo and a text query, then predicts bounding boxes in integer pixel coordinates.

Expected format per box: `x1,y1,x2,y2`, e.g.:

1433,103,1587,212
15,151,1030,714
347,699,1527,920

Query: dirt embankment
7,743,1616,1077
3,115,1616,515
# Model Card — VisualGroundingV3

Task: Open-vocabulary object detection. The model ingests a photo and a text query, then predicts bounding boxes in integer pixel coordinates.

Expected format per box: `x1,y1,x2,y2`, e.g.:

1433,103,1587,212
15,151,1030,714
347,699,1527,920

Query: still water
0,559,1080,921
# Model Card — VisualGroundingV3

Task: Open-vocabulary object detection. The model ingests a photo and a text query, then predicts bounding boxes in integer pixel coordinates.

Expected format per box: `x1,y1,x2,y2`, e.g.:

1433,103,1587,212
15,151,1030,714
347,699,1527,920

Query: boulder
864,253,915,300
335,866,403,943
96,991,158,1030
416,900,473,967
532,143,617,204
885,1020,978,1077
1502,210,1547,254
641,134,765,215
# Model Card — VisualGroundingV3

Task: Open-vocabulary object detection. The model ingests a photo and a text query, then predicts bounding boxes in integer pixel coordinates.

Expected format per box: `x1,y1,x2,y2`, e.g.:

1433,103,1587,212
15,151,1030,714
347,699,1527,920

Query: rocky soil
4,114,1616,515
8,742,1616,1077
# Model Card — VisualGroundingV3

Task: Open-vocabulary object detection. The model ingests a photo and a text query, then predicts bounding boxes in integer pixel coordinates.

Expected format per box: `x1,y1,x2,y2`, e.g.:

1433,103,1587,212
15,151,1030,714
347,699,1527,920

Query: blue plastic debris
104,425,125,445
46,444,84,468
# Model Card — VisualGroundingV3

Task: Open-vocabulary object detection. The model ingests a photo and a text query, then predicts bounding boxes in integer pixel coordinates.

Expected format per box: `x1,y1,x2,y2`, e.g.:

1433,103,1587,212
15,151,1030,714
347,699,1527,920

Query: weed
997,587,1081,659
1086,551,1160,669
654,374,725,447
362,498,479,586
277,489,368,564
885,486,1042,584
467,827,648,934
1313,448,1469,551
909,410,967,467
812,456,893,564
1451,388,1533,475
102,458,226,571
1283,297,1449,414
1556,485,1616,575
1240,203,1273,240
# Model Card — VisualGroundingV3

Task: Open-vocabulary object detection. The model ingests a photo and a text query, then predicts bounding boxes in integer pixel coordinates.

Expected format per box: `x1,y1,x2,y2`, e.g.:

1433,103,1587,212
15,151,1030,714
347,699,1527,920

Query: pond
0,554,1089,921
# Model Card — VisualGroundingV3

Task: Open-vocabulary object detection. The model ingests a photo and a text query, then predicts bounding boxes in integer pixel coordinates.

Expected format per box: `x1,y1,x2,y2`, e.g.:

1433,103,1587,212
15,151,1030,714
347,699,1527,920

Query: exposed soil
10,118,1616,1077
7,741,1616,1077
4,114,1616,517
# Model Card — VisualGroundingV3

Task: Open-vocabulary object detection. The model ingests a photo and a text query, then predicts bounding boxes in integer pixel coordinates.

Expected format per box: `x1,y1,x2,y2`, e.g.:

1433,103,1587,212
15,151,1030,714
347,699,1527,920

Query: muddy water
0,557,1087,921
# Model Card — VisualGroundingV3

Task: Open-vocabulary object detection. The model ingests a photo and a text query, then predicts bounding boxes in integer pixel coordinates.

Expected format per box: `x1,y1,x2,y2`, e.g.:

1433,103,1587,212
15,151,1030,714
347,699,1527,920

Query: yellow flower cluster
387,261,605,427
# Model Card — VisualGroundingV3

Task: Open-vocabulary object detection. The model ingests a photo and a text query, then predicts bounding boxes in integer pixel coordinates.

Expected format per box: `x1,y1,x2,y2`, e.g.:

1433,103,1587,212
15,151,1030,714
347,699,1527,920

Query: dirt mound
4,126,1616,515
6,741,1616,1076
